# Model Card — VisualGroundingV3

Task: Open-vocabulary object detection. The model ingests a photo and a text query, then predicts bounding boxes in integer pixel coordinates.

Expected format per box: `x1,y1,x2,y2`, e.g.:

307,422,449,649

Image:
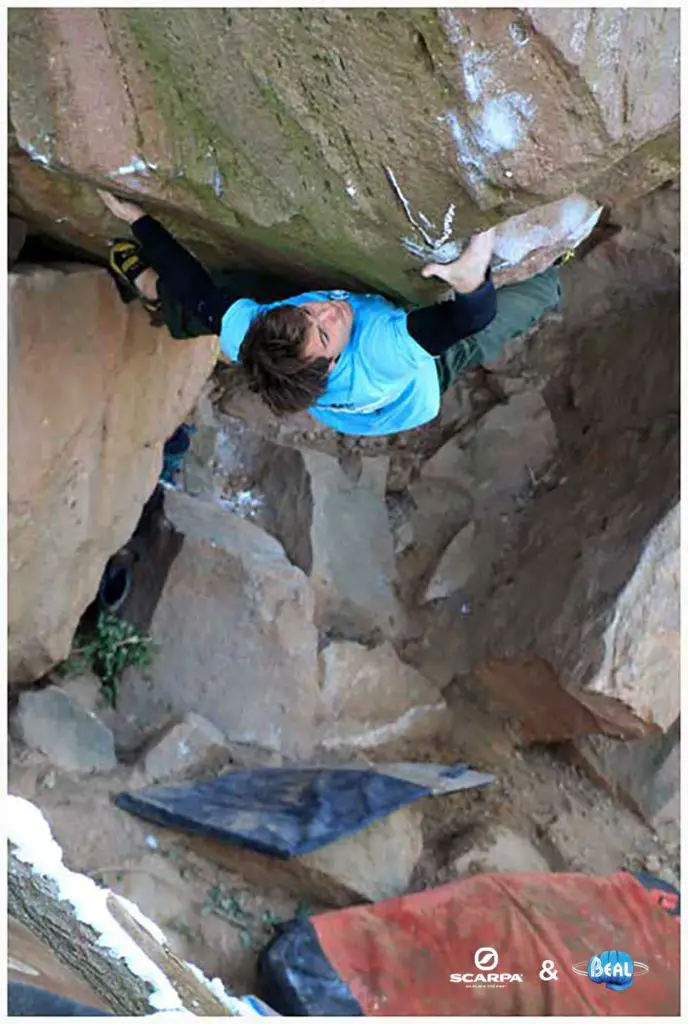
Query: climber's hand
422,227,495,294
97,189,146,225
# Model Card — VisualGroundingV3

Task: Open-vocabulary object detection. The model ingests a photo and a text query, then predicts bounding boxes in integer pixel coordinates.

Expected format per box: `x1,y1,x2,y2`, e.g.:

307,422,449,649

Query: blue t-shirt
219,289,440,437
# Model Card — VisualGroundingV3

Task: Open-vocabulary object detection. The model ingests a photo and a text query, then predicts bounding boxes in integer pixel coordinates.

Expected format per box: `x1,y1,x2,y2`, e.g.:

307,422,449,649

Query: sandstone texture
304,452,402,638
317,640,447,752
13,686,117,774
422,391,557,508
421,522,477,604
451,826,550,877
137,713,233,785
115,490,320,761
8,266,216,685
584,503,679,731
192,805,424,907
9,8,679,302
469,229,679,829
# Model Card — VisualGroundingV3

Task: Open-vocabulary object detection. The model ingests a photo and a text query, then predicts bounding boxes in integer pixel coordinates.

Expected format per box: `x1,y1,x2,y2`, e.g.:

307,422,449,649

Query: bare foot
422,228,495,294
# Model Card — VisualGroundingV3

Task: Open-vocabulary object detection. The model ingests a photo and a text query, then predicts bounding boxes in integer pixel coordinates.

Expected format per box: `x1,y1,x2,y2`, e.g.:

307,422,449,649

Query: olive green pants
435,266,562,392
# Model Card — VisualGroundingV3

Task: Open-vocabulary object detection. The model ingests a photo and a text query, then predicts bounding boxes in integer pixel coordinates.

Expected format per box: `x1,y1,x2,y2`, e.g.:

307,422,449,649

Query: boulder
13,686,117,774
304,452,402,638
574,719,679,849
474,653,659,746
317,640,447,752
137,713,232,785
192,805,424,907
422,392,557,509
491,194,602,287
114,490,320,761
583,504,679,730
8,265,216,685
59,672,103,714
467,236,679,822
299,806,423,903
9,8,679,302
421,522,477,603
452,826,550,877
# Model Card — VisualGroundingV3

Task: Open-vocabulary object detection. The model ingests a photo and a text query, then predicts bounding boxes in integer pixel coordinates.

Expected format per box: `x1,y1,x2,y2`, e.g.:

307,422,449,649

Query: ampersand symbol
539,959,558,982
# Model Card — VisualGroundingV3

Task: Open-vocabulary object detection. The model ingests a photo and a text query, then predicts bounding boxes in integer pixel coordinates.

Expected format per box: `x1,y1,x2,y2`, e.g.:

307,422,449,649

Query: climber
98,189,560,437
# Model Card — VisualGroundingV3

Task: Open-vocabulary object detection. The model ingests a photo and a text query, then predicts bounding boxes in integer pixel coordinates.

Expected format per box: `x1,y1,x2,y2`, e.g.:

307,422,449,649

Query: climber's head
239,299,353,415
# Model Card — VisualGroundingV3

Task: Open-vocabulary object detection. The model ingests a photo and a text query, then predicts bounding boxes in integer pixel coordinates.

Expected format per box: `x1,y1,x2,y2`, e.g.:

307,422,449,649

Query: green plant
59,610,155,708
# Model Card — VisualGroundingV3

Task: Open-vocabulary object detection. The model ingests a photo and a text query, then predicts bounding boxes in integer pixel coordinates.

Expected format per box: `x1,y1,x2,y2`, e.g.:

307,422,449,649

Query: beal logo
572,950,650,991
450,947,523,988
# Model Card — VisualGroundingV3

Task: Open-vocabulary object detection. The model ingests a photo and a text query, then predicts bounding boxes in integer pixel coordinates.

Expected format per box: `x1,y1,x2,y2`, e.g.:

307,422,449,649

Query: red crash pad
308,871,679,1015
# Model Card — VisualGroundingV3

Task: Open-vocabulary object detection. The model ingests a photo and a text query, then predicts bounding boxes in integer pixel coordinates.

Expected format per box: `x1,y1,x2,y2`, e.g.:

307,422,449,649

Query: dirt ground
8,690,676,998
8,183,680,1002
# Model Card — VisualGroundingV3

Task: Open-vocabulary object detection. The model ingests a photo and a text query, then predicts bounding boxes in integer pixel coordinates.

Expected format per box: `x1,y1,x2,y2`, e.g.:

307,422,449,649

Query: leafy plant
59,609,155,708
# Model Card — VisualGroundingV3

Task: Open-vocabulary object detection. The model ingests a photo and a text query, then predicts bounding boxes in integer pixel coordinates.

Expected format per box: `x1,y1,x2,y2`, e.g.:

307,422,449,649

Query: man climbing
98,190,560,437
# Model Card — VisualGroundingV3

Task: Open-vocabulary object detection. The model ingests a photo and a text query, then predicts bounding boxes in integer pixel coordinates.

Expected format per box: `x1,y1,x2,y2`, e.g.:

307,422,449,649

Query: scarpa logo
572,950,650,991
450,947,523,988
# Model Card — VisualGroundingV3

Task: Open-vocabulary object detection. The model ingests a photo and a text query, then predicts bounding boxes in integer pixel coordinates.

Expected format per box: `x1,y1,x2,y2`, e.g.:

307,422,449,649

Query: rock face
115,490,320,761
471,231,679,823
13,686,117,774
299,806,424,904
9,8,679,302
8,265,216,685
193,805,424,907
317,641,447,752
137,713,232,785
584,504,679,730
304,453,402,639
423,391,557,508
451,826,550,877
421,523,477,604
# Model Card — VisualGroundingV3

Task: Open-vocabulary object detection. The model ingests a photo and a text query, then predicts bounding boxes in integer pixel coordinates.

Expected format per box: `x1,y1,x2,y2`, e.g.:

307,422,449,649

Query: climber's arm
97,190,230,334
130,216,229,334
407,229,496,355
406,272,496,355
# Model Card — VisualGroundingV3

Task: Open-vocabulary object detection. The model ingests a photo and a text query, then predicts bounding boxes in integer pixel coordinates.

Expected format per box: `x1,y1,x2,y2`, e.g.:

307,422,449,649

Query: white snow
185,961,257,1016
6,795,256,1016
7,795,184,1011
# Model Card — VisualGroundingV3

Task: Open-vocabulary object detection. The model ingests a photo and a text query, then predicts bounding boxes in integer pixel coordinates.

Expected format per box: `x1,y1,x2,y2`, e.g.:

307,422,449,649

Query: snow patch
7,796,185,1011
184,961,256,1016
6,795,256,1016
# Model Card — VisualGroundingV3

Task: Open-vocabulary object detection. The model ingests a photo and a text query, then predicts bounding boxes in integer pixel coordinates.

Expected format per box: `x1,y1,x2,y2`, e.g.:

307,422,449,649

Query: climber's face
300,300,354,368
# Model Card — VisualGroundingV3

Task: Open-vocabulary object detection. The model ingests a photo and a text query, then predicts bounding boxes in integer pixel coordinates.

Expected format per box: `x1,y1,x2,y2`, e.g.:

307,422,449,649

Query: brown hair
238,305,330,415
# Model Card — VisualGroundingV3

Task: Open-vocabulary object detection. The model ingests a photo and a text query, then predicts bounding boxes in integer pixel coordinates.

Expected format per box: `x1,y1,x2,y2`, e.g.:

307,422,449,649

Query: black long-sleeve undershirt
131,214,497,355
132,215,229,334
